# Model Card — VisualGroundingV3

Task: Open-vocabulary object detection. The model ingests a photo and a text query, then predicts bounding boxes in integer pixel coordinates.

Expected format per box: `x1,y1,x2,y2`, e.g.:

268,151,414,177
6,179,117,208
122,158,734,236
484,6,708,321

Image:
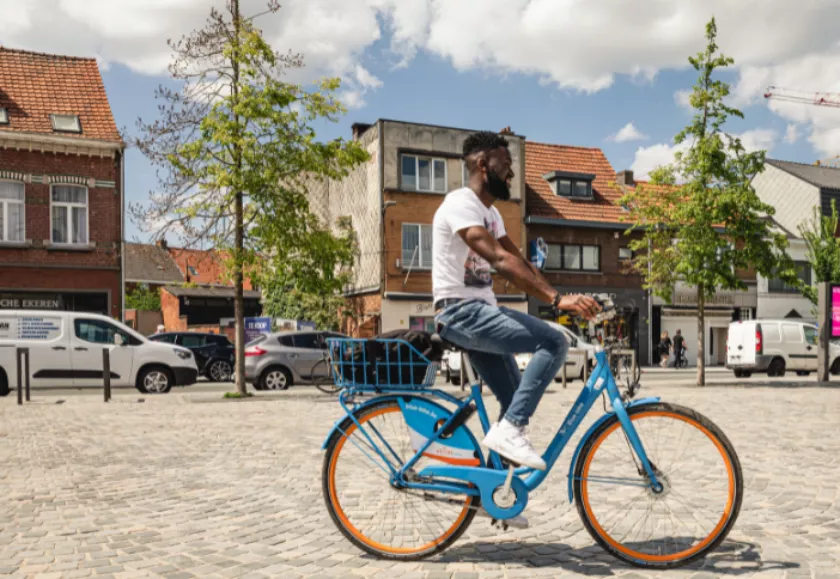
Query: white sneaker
482,419,546,470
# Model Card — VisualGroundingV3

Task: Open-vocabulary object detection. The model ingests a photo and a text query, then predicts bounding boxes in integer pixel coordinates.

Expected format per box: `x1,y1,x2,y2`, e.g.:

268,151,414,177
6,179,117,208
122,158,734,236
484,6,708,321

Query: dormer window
0,108,8,125
543,170,595,199
50,114,81,133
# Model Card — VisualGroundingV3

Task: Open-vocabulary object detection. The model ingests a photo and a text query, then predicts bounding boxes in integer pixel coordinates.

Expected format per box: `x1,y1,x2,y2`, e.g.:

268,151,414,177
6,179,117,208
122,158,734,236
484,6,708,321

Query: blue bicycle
321,297,742,569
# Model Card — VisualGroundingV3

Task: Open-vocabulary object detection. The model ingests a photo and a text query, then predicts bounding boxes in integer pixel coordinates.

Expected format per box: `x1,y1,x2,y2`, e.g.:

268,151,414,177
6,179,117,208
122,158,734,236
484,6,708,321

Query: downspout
120,146,126,322
378,120,385,334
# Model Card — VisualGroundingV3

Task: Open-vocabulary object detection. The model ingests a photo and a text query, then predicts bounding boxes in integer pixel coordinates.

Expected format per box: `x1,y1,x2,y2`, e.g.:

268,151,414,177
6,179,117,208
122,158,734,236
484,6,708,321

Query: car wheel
831,358,840,375
768,358,786,378
138,367,173,394
209,360,233,382
0,371,9,397
796,371,810,377
261,367,291,391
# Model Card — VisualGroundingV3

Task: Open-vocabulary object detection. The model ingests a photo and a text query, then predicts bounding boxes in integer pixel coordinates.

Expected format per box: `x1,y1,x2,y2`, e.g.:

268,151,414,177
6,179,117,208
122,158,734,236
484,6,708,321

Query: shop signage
413,303,434,314
674,293,734,306
0,293,62,310
831,285,840,338
244,316,272,342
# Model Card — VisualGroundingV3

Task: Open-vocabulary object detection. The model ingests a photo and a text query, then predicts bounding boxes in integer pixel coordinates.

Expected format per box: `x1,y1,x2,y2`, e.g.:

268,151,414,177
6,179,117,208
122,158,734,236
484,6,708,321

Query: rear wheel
768,358,786,378
260,367,291,390
322,398,479,560
311,358,340,394
573,402,742,569
208,359,233,382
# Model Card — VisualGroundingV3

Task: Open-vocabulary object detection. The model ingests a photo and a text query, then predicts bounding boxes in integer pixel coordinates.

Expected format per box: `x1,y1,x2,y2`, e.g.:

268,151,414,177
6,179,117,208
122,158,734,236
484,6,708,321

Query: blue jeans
435,299,569,427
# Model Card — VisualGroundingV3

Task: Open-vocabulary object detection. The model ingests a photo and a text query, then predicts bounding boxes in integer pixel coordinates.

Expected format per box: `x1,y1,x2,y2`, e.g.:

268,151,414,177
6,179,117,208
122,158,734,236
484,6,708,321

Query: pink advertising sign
832,286,840,338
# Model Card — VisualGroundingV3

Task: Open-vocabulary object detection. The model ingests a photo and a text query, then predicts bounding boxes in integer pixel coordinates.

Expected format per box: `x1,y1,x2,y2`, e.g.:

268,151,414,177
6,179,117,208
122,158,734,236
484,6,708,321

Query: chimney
499,126,515,135
351,122,372,141
155,238,168,250
616,170,635,186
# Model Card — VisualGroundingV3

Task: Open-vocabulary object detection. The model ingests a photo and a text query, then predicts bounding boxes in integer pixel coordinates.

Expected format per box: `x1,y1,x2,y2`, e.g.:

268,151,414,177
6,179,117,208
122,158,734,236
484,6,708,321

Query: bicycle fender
320,395,404,450
566,397,660,503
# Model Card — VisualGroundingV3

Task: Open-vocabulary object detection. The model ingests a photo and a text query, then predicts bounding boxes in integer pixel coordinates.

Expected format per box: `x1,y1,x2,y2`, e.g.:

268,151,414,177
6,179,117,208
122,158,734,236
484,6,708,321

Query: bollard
16,348,30,405
103,348,111,402
562,361,567,389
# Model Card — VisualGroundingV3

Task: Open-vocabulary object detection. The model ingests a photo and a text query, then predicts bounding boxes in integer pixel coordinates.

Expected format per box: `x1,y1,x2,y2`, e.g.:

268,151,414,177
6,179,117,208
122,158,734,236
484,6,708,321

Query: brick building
0,48,124,318
310,119,528,336
524,141,652,364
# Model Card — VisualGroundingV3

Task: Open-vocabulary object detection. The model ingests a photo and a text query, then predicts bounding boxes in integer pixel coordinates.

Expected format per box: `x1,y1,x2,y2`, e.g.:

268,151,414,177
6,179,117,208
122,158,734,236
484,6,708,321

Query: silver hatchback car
244,330,346,390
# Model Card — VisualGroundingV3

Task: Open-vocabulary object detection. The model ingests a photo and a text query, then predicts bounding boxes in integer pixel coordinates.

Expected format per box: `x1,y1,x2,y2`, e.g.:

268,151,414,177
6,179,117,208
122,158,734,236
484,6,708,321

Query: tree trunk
696,285,706,386
231,0,247,396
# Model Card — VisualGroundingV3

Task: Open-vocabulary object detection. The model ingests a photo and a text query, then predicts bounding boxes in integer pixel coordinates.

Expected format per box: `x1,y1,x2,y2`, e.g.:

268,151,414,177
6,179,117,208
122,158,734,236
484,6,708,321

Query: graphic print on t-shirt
463,216,498,287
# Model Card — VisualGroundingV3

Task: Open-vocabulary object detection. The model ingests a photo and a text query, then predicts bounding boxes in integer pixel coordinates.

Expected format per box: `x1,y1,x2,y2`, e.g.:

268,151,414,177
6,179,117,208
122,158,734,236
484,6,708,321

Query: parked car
440,322,595,385
726,319,840,378
148,332,235,382
514,322,597,382
0,310,197,396
244,330,347,390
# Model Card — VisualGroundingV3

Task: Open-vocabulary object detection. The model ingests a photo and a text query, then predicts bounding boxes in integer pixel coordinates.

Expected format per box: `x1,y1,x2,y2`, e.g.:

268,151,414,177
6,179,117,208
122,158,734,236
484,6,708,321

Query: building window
402,223,433,269
401,154,447,193
740,308,752,321
410,316,436,333
619,247,633,260
0,108,8,125
545,243,600,272
768,261,810,294
51,185,88,245
0,181,25,242
552,179,592,198
50,114,81,133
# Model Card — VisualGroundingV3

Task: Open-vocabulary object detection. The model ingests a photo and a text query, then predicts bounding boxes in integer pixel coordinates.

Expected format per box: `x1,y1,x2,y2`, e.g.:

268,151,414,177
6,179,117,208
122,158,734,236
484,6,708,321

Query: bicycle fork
610,396,664,492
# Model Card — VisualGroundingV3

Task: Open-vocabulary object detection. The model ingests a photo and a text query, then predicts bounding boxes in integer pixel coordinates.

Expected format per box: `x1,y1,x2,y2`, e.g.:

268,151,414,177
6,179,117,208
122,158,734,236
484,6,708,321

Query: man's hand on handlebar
554,294,602,320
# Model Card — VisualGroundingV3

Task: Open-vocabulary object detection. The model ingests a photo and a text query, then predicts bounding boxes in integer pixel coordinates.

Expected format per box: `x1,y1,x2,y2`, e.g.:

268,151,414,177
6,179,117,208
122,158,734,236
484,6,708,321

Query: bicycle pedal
477,510,529,530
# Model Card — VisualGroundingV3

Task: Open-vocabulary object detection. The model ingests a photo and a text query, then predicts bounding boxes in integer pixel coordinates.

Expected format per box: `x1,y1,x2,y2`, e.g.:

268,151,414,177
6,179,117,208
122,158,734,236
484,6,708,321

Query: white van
726,320,840,378
0,310,198,396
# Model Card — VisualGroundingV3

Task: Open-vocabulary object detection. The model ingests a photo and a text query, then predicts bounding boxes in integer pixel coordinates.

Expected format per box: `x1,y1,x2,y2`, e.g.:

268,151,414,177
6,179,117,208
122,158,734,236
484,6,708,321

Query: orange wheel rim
581,411,736,563
327,406,472,555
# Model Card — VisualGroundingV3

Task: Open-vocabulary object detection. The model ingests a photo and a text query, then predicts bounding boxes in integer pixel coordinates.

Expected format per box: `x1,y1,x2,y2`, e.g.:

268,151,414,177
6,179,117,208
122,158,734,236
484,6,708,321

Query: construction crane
764,86,840,167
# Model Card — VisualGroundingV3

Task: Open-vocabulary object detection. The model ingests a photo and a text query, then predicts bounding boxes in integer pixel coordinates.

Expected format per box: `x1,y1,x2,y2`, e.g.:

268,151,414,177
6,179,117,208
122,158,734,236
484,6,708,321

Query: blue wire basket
327,337,440,390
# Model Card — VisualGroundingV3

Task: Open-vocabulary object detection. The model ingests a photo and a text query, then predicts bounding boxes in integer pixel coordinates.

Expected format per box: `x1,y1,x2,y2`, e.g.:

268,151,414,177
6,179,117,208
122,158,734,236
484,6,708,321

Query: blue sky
5,0,840,242
104,53,815,241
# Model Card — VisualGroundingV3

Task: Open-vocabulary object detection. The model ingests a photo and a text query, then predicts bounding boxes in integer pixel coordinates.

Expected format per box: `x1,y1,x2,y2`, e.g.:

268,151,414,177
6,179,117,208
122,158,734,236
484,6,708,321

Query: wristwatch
551,291,562,311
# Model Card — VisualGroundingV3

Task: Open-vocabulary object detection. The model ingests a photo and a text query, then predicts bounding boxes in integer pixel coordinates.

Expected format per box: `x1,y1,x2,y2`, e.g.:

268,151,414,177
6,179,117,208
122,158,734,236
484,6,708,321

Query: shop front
652,286,756,367
529,286,651,366
0,289,111,315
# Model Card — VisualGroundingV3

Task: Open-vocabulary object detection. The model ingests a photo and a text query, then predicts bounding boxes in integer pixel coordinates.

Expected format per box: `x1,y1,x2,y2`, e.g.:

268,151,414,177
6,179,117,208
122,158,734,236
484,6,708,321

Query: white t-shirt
432,187,507,307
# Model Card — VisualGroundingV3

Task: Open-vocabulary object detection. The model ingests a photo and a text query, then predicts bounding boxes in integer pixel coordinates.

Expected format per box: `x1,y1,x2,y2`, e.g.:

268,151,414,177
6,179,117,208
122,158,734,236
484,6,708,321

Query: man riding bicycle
433,131,600,470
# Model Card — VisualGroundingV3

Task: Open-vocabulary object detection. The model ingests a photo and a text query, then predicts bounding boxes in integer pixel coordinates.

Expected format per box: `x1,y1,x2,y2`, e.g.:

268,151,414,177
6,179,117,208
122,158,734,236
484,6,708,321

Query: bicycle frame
325,346,663,521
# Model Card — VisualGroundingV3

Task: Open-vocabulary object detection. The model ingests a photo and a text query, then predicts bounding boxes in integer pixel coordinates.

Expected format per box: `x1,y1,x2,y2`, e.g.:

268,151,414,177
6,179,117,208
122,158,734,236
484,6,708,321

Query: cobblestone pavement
0,379,837,579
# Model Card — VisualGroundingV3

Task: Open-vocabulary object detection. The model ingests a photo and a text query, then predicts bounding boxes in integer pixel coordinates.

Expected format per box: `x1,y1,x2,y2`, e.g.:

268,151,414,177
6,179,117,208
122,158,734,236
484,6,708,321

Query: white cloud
4,0,840,121
608,122,648,143
674,89,693,111
784,124,800,145
630,129,777,180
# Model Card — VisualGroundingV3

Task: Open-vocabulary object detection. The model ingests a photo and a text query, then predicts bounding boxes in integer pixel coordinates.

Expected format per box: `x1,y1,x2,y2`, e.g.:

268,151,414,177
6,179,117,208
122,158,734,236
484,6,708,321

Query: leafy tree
259,215,359,331
798,199,840,305
621,18,794,385
132,0,368,395
126,285,161,311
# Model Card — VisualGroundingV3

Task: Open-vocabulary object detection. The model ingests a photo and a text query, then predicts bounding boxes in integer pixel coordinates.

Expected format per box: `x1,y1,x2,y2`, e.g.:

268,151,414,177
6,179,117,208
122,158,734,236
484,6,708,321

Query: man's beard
487,168,511,201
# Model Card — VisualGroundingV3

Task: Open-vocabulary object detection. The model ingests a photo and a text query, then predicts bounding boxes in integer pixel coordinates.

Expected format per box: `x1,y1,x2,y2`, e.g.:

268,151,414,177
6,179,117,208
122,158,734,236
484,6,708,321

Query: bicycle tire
322,398,480,560
573,402,743,569
310,358,341,394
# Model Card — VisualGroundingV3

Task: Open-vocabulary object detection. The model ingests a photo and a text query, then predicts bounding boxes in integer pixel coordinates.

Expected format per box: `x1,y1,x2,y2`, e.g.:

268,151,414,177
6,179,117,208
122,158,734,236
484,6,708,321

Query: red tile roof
525,141,628,223
168,248,254,290
0,47,121,143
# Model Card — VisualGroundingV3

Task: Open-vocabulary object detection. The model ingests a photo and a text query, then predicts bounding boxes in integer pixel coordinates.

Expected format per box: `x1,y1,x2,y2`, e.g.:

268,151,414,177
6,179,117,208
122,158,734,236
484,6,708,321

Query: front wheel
573,402,743,569
137,367,173,394
322,398,480,560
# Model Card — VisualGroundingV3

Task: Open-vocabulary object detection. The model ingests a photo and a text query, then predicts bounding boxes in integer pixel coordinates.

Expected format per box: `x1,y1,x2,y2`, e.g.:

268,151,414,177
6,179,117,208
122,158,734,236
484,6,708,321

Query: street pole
818,282,831,383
